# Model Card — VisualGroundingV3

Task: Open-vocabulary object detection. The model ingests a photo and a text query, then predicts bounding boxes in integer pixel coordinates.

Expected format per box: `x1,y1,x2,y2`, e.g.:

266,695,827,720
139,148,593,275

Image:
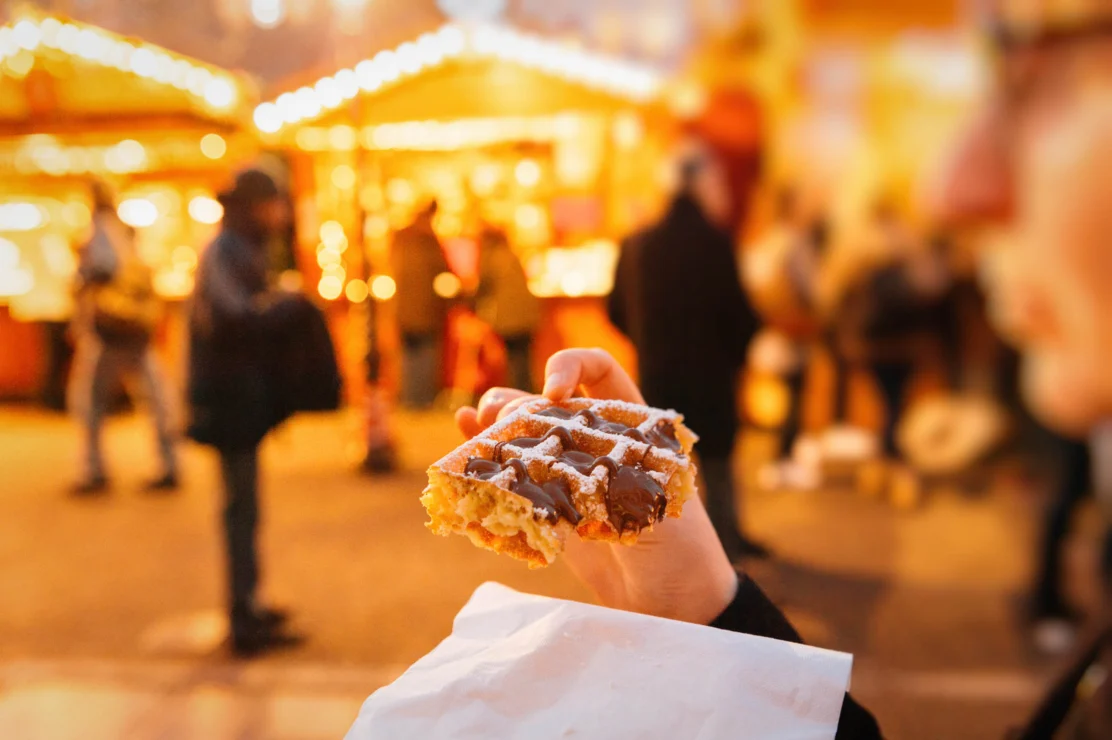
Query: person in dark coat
187,169,303,657
609,146,766,561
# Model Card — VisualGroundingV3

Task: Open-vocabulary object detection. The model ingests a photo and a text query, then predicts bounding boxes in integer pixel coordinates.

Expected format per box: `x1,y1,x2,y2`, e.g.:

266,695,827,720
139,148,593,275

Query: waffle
421,398,699,568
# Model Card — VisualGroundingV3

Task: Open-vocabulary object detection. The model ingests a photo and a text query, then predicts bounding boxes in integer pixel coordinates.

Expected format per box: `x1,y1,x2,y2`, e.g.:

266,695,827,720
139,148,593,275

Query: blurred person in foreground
69,181,178,495
476,225,540,393
455,4,1112,734
187,169,306,657
393,201,451,409
608,143,766,561
932,1,1112,719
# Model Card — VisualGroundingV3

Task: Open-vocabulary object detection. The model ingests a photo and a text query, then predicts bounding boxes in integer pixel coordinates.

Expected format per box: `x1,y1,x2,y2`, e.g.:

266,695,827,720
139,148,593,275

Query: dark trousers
1032,438,1094,617
502,333,534,393
702,455,746,557
872,361,913,458
219,447,260,624
778,369,806,459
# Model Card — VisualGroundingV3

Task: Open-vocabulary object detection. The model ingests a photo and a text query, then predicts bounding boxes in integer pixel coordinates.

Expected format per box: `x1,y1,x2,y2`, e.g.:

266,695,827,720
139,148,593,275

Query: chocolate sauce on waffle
539,406,682,453
464,457,581,525
465,408,673,531
606,465,668,534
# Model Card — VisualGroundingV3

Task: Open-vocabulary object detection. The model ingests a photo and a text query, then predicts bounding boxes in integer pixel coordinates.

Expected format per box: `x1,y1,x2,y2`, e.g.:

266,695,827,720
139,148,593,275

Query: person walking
392,201,450,409
187,169,303,656
609,145,767,561
476,226,540,393
70,182,178,495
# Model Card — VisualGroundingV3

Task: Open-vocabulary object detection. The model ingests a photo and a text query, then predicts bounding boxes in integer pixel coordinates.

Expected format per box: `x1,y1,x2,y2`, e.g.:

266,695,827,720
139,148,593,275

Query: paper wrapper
347,583,853,739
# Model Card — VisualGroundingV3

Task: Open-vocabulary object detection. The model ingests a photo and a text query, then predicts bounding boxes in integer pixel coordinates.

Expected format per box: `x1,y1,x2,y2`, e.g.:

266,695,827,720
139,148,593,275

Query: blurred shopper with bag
609,143,766,561
826,204,950,506
743,185,832,491
476,226,540,393
69,182,178,496
188,168,340,657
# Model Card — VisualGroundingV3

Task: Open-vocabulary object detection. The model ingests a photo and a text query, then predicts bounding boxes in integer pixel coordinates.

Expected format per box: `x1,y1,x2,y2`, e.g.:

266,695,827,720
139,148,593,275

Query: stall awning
254,23,665,141
0,7,253,138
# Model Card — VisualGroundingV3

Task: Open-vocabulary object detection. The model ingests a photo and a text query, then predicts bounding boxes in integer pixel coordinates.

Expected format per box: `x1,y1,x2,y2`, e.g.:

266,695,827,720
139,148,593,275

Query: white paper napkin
347,582,852,739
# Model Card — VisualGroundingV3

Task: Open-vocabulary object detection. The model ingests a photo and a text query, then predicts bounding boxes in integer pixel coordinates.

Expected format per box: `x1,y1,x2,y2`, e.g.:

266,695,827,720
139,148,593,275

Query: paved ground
0,406,1106,739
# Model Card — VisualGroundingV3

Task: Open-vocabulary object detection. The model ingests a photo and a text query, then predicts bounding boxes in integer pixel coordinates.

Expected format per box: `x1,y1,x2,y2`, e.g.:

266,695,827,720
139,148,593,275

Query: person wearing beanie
187,168,303,656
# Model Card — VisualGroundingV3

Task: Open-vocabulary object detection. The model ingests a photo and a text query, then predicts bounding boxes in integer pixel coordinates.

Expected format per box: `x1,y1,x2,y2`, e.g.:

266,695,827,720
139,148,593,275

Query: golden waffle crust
421,398,699,567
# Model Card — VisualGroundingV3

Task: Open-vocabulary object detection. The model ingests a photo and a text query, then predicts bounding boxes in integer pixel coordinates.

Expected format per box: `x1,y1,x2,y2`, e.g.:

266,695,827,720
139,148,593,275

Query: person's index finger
543,349,644,404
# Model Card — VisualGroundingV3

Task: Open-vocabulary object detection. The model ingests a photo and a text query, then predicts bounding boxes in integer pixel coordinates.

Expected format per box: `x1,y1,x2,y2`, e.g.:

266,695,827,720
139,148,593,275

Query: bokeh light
370,274,396,301
200,133,227,159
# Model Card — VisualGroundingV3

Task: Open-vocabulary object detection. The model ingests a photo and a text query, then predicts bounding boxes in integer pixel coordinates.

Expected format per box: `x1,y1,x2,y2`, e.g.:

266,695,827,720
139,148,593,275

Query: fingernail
543,372,569,399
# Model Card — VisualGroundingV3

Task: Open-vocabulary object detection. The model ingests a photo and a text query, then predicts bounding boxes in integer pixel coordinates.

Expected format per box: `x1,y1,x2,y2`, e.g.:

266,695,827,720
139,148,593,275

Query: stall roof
254,23,666,137
0,6,253,138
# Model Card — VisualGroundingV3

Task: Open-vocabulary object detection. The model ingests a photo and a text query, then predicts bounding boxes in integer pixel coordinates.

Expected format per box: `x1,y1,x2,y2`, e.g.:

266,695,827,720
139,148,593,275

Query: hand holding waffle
435,349,738,625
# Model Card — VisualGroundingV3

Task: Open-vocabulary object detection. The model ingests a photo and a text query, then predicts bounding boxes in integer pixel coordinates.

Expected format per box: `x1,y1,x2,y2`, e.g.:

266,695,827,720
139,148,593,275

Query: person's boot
143,473,180,494
230,612,304,658
71,476,109,497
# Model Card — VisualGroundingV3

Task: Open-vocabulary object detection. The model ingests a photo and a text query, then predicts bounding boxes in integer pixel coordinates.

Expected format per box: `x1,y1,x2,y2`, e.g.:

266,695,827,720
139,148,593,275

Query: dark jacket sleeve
711,576,884,739
608,238,632,336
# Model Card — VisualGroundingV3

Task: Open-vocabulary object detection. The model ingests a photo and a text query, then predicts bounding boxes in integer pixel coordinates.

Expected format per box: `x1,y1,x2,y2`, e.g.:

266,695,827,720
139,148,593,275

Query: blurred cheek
1022,351,1109,435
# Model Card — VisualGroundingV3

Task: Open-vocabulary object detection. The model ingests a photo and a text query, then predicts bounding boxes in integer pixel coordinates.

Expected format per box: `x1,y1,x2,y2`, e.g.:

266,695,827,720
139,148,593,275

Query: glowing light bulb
251,0,286,28
204,78,236,110
12,20,42,52
355,59,381,91
254,103,283,133
319,221,347,249
372,50,399,83
0,203,45,232
292,86,321,120
200,133,228,159
276,92,297,123
0,237,20,268
315,77,343,108
317,247,342,268
345,278,369,303
318,275,344,300
335,68,359,99
514,159,541,188
186,67,212,96
433,271,461,299
188,196,224,224
370,274,397,301
104,139,147,174
117,198,158,228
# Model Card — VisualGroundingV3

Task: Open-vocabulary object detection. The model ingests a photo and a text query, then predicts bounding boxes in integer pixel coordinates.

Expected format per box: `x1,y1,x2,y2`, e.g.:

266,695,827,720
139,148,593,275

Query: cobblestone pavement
0,407,1104,739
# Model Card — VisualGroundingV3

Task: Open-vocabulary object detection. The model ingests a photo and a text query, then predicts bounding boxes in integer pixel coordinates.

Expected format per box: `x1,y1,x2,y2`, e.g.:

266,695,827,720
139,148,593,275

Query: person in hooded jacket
188,169,304,656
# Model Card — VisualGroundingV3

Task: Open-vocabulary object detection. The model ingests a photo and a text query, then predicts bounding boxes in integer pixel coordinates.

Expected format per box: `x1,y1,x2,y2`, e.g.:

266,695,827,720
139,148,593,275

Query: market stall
0,7,256,399
255,22,673,400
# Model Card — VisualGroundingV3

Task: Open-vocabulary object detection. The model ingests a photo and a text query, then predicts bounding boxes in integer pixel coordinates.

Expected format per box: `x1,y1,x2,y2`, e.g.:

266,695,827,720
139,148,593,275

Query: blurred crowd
17,0,1112,735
